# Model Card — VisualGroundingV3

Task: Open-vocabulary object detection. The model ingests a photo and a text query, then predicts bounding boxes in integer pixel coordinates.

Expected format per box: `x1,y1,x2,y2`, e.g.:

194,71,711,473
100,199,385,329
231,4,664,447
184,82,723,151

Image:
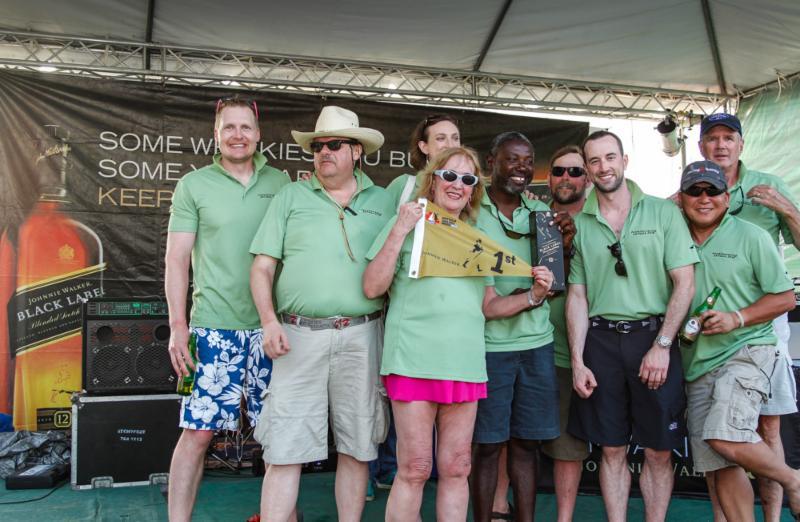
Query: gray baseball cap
680,160,727,191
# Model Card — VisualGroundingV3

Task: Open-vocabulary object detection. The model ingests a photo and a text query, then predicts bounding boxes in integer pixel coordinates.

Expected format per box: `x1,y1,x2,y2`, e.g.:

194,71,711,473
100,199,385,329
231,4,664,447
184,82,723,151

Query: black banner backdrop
0,69,586,432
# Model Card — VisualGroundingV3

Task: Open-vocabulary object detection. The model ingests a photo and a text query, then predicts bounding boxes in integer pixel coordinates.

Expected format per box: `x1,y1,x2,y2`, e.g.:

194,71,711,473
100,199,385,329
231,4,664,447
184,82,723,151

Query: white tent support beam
741,70,800,99
700,0,728,97
0,31,733,120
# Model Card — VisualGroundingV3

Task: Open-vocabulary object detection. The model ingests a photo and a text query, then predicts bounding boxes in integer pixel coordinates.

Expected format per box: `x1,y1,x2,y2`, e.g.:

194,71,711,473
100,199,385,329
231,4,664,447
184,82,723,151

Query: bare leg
599,445,630,522
708,438,800,514
260,464,302,522
705,473,729,522
492,444,512,516
436,401,478,521
168,429,214,522
507,437,539,522
756,415,784,522
470,442,503,521
553,459,583,522
386,400,437,522
335,453,369,522
712,467,756,522
640,448,673,522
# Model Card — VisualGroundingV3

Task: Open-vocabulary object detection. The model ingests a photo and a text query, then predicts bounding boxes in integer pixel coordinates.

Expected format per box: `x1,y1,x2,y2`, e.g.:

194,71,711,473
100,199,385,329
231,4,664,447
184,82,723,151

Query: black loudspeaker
82,299,175,394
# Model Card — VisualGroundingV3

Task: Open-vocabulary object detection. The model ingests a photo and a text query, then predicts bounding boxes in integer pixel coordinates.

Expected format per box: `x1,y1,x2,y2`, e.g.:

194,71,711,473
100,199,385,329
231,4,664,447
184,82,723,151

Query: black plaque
530,210,565,292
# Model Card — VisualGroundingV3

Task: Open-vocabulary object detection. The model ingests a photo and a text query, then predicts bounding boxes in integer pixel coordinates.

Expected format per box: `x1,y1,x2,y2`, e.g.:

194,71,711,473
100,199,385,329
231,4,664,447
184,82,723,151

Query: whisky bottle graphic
1,126,105,430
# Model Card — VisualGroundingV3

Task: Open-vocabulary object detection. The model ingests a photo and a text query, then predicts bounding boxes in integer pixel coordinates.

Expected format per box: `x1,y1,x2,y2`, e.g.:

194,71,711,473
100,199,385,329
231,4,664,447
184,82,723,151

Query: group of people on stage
163,96,800,522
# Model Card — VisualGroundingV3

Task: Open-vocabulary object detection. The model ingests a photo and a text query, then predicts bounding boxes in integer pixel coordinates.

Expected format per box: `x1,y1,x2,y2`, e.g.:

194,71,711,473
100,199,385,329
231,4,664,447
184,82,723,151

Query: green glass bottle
176,333,198,396
679,286,722,346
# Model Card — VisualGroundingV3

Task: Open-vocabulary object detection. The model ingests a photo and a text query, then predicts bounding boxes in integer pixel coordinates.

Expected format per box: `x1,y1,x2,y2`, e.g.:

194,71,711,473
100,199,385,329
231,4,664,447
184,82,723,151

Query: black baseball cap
680,160,727,191
700,113,742,136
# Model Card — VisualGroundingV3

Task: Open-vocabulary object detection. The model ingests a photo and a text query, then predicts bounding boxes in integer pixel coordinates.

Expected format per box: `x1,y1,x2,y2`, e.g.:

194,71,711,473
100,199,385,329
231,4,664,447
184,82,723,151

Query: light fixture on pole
656,112,684,157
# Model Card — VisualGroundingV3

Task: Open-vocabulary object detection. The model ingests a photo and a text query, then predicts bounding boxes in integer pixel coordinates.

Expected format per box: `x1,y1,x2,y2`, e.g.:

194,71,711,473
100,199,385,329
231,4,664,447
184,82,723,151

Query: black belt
280,311,382,331
589,315,663,334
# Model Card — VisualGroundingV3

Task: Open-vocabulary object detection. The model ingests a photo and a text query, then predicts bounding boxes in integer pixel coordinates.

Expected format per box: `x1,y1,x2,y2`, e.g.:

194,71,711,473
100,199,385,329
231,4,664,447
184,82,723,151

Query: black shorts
567,326,686,450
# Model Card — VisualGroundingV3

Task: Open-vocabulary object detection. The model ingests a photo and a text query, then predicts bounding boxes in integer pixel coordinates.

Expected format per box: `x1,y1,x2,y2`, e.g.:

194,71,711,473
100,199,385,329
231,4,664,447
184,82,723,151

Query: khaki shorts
687,344,777,473
254,319,389,465
541,366,590,461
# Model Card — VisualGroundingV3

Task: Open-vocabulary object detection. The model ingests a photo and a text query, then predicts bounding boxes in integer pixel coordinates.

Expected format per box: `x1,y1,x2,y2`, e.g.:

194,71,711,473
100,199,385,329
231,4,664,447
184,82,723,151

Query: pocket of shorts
372,386,390,444
727,375,765,431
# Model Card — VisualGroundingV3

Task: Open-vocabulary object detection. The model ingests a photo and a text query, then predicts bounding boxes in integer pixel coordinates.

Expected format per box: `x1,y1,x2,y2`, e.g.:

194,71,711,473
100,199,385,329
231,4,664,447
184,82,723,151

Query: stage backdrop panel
0,70,587,430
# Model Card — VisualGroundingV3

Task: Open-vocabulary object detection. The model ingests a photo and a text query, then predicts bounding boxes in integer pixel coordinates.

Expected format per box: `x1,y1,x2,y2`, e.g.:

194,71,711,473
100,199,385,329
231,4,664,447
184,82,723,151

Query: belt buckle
333,317,350,330
288,314,300,326
615,320,631,334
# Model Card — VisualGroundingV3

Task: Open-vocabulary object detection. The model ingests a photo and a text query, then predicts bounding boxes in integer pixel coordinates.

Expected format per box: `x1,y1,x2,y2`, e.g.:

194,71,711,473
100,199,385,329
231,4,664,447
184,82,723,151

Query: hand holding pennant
408,199,533,279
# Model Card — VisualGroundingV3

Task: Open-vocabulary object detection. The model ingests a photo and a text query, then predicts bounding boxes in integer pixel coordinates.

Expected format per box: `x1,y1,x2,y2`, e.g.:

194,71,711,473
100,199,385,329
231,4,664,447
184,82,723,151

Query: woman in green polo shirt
364,146,486,521
385,114,461,209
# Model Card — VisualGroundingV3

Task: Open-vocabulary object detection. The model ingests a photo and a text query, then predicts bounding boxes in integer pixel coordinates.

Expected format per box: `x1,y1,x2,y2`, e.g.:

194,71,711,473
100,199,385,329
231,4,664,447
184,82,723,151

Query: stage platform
1,471,797,521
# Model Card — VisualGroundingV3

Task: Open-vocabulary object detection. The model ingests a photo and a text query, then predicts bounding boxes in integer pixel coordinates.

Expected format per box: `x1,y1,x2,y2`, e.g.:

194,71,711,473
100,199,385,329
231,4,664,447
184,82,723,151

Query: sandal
490,501,515,521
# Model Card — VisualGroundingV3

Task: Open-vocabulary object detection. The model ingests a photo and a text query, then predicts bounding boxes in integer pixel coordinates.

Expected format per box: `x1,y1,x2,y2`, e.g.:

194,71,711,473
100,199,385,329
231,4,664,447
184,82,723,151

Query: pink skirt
383,374,487,404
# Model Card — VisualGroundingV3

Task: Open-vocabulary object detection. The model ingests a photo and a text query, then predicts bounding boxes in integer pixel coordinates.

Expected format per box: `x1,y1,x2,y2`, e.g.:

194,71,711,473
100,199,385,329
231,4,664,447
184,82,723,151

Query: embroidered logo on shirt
712,252,737,259
630,229,656,236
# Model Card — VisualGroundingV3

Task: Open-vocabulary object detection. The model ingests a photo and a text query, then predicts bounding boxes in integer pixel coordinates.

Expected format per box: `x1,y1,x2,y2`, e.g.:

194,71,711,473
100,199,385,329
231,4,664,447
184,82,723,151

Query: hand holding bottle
168,326,196,377
699,310,739,335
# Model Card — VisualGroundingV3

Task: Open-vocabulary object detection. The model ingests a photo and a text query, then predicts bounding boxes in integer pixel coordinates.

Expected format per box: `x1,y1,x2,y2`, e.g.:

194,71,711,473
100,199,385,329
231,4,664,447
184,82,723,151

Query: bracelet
527,289,544,309
734,310,745,328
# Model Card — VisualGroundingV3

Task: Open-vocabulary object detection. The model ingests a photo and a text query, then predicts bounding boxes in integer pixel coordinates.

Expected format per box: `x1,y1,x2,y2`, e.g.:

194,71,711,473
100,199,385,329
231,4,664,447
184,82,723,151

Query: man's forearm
251,257,279,326
660,270,695,339
165,258,190,329
566,286,589,367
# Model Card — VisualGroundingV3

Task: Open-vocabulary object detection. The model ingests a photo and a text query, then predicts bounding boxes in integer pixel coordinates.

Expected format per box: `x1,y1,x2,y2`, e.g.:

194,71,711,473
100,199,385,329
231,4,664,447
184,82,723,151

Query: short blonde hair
414,146,485,223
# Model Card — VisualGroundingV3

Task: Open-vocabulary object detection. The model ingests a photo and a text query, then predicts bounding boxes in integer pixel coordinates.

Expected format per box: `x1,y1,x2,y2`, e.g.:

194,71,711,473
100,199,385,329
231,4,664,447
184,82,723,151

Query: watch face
657,336,672,347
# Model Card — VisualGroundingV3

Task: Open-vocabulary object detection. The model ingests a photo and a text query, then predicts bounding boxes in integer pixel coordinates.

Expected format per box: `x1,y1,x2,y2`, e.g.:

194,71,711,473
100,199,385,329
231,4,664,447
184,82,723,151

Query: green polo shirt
250,169,393,317
385,173,422,210
681,214,793,382
366,217,487,382
168,152,290,329
569,179,699,320
729,162,798,248
476,191,554,352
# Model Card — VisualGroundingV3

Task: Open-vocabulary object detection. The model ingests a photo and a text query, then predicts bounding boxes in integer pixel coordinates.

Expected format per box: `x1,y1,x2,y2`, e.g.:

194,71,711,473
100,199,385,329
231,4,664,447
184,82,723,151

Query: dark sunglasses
551,166,586,178
215,97,259,120
682,185,726,197
728,185,745,216
309,139,359,153
608,241,628,277
434,169,479,186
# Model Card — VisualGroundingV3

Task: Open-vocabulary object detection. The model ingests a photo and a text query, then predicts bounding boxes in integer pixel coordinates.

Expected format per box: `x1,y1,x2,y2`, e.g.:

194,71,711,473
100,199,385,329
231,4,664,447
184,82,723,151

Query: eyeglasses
728,185,745,215
215,97,259,120
682,184,726,197
309,139,359,153
551,166,586,178
608,241,627,277
434,169,479,186
486,193,530,239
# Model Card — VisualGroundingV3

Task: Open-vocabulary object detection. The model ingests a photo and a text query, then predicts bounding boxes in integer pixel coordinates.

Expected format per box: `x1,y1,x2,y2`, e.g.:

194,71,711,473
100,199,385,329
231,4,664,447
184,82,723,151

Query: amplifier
82,298,175,394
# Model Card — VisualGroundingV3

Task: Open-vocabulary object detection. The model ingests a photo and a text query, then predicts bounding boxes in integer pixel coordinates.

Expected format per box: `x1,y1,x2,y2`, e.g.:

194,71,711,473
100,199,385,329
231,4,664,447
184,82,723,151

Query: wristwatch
655,335,673,349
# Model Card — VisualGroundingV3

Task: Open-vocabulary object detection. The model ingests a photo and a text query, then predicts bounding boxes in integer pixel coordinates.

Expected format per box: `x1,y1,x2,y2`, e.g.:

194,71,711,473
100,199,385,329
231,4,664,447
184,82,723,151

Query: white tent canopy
3,1,798,119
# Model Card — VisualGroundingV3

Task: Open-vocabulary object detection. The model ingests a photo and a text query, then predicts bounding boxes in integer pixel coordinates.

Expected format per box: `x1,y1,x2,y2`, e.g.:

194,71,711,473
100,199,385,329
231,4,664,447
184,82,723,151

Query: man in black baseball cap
699,113,800,522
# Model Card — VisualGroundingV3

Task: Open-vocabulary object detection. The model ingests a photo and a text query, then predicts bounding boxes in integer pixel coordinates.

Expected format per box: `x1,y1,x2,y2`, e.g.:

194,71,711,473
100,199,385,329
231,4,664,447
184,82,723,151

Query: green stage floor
0,471,796,521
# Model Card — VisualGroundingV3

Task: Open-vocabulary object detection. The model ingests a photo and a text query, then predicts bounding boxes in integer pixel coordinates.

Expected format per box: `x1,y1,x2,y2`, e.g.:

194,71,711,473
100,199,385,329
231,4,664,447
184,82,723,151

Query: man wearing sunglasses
470,132,573,522
678,160,800,521
698,113,800,522
166,97,291,522
566,130,698,522
540,145,592,522
249,106,393,522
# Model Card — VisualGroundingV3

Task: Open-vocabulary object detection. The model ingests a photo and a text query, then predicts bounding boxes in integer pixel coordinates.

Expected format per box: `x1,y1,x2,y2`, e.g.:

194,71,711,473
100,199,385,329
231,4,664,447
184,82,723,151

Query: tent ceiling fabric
1,0,798,96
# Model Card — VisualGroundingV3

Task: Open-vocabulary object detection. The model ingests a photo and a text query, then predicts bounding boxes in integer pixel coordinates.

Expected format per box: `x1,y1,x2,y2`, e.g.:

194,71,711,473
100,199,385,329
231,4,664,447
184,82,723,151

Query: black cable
0,481,67,505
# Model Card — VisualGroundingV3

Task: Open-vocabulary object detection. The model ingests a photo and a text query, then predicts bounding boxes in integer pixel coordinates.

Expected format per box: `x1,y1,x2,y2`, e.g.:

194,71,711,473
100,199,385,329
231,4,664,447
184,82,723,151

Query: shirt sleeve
662,202,700,270
168,176,198,233
249,185,290,259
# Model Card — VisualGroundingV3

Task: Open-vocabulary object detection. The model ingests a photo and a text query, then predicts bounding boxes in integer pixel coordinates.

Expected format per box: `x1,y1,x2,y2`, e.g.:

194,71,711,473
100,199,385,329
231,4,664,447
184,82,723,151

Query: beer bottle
176,332,198,396
679,286,722,346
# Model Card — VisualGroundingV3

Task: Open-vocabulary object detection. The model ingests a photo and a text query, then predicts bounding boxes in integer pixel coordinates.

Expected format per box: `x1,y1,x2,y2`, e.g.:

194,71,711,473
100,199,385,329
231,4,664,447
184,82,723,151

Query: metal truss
0,31,735,120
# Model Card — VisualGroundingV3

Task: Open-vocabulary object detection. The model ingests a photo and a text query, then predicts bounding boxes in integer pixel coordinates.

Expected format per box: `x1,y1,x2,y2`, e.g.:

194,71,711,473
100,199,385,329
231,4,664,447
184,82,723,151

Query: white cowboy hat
291,106,384,154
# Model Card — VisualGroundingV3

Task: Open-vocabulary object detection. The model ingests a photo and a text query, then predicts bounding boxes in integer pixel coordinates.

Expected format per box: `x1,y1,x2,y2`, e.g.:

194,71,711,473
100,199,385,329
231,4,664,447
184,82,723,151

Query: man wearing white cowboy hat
250,105,394,521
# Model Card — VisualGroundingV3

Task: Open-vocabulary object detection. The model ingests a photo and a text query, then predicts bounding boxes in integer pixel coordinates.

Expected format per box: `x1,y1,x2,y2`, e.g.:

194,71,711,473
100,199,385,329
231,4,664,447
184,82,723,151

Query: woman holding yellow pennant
363,146,553,521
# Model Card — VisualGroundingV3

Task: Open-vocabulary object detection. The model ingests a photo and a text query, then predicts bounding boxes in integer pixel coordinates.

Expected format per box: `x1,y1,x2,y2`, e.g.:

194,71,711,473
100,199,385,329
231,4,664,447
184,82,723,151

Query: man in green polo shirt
165,97,290,522
540,144,591,522
470,132,568,522
677,159,800,521
698,113,800,522
250,106,393,522
567,130,698,522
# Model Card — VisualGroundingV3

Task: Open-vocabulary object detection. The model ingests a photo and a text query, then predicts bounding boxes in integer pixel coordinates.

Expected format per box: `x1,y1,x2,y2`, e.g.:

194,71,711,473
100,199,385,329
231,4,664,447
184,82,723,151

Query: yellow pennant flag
409,199,533,279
